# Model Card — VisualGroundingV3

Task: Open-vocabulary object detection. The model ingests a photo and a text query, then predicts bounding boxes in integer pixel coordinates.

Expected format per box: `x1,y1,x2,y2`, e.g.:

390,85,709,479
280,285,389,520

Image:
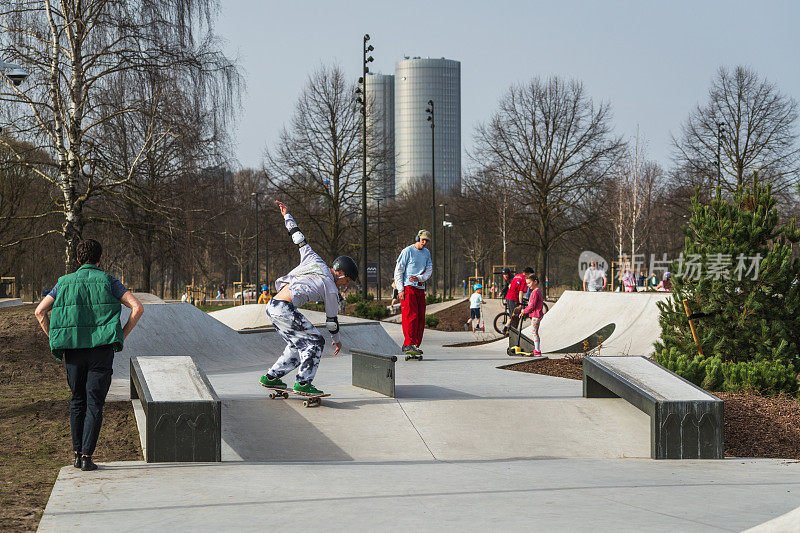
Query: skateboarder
394,229,433,355
520,273,545,356
259,201,359,396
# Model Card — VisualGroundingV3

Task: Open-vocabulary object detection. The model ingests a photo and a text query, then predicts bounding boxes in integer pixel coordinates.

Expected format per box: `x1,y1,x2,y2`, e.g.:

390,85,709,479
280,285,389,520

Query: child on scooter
520,274,544,356
466,283,484,332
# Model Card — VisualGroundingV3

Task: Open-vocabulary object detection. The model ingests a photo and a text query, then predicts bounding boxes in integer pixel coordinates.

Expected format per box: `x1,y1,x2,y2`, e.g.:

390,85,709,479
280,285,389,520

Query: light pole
356,34,374,298
251,192,259,291
716,121,726,195
0,61,29,135
439,203,447,298
426,99,436,298
0,61,29,86
377,198,382,302
443,219,453,299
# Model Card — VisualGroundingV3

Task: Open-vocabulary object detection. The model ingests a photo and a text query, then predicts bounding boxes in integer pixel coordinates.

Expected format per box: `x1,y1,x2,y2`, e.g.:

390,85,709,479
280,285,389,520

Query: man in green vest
34,239,144,471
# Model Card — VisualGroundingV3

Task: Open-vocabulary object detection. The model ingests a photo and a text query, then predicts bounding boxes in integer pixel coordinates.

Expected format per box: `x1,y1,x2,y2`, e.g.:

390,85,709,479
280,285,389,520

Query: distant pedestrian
490,282,497,299
583,261,607,292
622,264,636,293
462,279,467,296
657,272,672,292
34,239,144,471
181,291,189,303
637,271,646,288
394,230,433,356
257,285,271,304
466,283,484,332
648,272,659,290
520,274,545,356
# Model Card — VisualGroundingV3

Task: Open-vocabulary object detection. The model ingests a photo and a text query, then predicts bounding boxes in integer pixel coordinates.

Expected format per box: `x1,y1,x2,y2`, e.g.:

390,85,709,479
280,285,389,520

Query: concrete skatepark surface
38,297,800,531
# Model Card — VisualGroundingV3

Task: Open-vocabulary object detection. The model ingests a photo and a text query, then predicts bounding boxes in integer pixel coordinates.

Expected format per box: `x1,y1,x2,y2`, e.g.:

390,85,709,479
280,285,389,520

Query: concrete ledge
350,349,397,397
583,356,723,459
130,356,221,462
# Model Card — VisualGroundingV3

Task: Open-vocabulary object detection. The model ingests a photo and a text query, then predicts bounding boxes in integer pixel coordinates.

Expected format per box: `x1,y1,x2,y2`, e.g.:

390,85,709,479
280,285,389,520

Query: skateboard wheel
405,355,411,361
268,392,276,399
418,356,423,360
282,392,289,399
507,348,515,356
303,400,309,407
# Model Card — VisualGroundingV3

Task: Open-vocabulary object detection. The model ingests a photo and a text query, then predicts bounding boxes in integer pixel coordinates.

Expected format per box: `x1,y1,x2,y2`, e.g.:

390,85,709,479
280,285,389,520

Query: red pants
401,286,426,347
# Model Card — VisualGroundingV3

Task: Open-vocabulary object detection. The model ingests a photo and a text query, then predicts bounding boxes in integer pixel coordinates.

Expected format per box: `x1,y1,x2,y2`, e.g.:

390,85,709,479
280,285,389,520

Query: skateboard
261,385,330,407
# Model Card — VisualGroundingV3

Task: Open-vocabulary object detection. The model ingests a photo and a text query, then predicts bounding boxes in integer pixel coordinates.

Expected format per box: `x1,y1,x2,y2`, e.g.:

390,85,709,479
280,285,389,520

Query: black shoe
80,456,98,471
73,452,81,469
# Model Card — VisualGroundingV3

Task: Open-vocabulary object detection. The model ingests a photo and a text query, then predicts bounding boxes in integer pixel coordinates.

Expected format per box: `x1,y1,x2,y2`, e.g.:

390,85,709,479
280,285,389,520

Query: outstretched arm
276,200,320,263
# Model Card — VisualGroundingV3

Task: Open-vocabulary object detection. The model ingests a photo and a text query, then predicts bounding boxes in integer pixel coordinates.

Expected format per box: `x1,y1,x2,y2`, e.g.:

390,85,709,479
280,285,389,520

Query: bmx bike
493,301,549,335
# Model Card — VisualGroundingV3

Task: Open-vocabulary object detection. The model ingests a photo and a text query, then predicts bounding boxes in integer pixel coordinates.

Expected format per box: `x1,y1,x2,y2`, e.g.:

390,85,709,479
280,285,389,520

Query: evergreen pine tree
654,178,800,394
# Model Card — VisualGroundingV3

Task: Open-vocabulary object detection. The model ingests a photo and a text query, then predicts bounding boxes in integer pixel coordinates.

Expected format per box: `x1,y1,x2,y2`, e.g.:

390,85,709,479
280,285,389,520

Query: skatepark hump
538,290,670,355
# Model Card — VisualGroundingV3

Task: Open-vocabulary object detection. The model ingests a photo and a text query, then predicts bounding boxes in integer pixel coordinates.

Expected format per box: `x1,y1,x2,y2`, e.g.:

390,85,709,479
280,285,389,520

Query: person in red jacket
505,266,533,315
520,273,545,356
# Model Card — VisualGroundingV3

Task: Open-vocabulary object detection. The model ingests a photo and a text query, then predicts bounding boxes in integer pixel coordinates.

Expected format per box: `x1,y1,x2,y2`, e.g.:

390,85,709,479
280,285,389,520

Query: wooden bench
583,356,723,459
130,356,221,463
350,349,398,397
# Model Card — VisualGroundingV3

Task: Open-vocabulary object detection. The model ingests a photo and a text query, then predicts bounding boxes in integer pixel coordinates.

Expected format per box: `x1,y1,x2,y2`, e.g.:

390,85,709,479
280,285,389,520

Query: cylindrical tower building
394,57,461,196
366,73,395,201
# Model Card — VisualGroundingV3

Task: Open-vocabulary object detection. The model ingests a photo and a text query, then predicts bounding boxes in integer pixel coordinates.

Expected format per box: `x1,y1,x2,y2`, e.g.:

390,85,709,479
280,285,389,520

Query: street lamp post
251,192,259,291
377,198,382,302
356,34,374,298
439,203,447,298
0,61,29,86
426,100,436,298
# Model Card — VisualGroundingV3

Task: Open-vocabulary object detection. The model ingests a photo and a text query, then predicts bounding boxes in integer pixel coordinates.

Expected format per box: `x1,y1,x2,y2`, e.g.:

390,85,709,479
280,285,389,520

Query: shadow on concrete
395,385,481,400
221,399,352,462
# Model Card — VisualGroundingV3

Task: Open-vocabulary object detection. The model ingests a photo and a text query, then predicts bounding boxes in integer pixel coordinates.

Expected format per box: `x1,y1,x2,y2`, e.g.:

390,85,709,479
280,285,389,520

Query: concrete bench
583,356,723,459
350,349,397,397
130,356,221,462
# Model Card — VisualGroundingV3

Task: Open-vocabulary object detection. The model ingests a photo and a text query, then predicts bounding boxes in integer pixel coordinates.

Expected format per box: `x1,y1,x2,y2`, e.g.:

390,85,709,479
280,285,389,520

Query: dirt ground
431,299,472,331
504,356,800,459
0,305,142,532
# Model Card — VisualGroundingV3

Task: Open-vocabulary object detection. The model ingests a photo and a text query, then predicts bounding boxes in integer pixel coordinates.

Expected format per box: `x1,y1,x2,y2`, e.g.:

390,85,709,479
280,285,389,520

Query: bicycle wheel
494,312,510,335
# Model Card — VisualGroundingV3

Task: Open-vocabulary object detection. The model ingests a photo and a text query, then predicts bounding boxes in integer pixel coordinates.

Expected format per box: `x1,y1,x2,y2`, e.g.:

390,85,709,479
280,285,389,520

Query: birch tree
0,0,240,272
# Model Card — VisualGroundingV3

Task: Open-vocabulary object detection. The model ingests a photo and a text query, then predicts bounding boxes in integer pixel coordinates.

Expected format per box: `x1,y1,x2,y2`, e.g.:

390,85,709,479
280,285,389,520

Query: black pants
64,345,114,456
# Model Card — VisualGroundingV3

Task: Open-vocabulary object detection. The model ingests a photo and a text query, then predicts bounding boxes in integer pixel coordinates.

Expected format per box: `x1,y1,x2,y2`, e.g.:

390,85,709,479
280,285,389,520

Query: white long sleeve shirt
274,213,341,343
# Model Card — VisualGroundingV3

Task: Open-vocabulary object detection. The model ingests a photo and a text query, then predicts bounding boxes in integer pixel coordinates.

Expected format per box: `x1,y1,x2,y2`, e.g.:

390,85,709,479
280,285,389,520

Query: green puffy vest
49,264,124,361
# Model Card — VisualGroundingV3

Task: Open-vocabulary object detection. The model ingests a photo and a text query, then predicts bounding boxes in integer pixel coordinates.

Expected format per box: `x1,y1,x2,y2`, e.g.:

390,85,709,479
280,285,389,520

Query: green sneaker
404,346,421,356
260,375,287,389
293,382,324,395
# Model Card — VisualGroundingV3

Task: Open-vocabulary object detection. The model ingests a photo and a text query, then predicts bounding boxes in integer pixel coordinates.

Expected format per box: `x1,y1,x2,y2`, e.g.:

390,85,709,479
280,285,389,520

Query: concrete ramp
210,303,372,329
131,292,165,303
539,291,669,356
0,298,23,308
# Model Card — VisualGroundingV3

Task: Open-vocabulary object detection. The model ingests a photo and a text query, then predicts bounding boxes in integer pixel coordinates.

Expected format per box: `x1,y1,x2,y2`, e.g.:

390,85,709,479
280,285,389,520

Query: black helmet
332,255,359,283
502,267,512,274
523,266,534,274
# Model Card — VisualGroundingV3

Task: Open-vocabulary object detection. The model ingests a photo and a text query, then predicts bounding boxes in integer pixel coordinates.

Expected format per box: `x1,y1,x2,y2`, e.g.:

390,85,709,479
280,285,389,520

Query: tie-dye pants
265,299,326,383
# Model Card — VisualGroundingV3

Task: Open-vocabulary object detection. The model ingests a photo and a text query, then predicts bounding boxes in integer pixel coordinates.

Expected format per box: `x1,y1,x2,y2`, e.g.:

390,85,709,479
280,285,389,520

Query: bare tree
673,65,799,195
473,76,625,295
0,0,240,272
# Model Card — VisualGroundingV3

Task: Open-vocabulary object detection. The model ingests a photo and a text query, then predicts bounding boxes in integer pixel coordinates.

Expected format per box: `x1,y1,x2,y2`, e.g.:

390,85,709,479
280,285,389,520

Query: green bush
426,294,442,305
425,314,439,328
345,293,362,304
352,301,389,321
655,349,798,395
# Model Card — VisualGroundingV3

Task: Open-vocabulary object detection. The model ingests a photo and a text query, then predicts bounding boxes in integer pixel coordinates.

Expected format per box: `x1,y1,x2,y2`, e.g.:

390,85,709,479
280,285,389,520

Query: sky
215,0,800,172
